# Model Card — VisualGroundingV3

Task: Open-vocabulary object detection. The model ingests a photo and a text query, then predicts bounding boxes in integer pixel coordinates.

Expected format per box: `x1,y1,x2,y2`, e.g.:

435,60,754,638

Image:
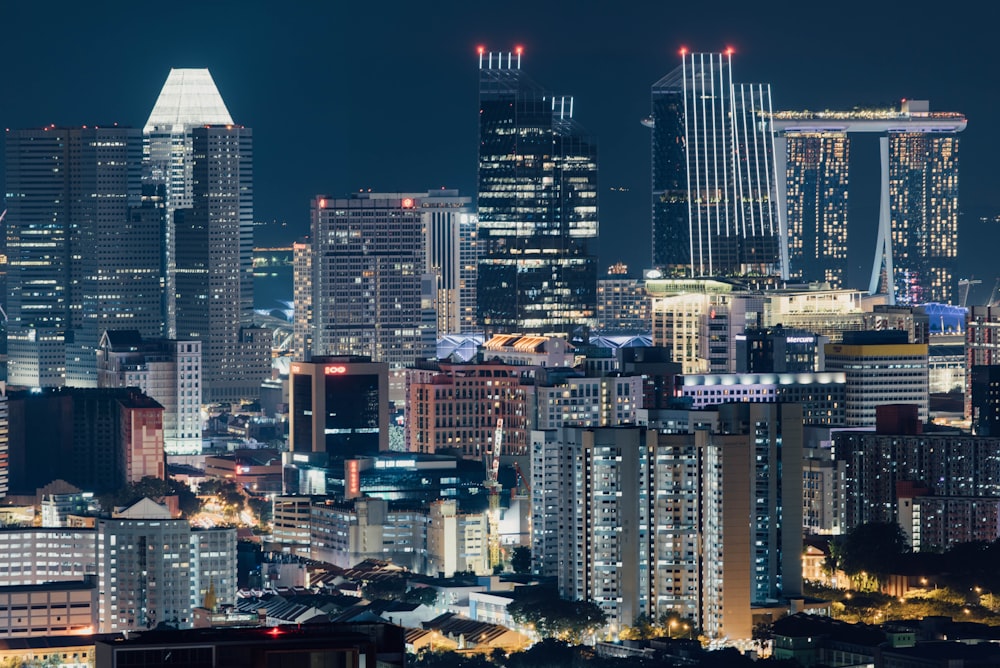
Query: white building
97,331,202,455
190,527,238,612
532,406,803,640
423,191,480,335
96,498,236,633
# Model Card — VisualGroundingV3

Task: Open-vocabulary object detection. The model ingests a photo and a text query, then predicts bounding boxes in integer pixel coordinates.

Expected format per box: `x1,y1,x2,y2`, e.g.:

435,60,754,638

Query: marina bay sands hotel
773,102,967,305
650,52,967,305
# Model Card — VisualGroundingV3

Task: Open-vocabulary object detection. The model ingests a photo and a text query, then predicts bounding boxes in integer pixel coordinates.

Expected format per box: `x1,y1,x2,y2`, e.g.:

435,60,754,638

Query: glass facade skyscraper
144,68,234,338
476,49,598,334
4,127,165,388
650,52,784,278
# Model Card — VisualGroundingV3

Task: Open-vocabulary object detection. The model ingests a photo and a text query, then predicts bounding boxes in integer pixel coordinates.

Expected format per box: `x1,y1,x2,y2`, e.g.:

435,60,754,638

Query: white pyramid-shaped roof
144,68,234,134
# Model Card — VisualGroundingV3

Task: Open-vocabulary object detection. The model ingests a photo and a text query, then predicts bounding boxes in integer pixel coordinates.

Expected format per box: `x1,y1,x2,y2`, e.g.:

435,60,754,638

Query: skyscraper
174,125,269,403
144,68,234,338
773,100,966,304
301,192,436,367
535,403,802,638
780,134,850,286
423,190,480,335
476,48,598,335
649,50,784,278
4,126,164,388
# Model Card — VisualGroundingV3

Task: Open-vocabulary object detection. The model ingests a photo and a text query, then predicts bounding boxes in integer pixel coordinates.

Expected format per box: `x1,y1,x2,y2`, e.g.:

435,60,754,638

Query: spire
144,68,234,134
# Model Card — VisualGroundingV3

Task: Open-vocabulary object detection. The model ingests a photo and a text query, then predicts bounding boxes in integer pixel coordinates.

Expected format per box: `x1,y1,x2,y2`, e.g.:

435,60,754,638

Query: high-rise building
288,357,389,457
649,51,784,278
966,305,1000,421
96,330,202,455
423,190,480,335
773,100,966,304
301,192,436,367
534,403,802,639
595,278,650,333
174,125,269,403
477,48,598,334
824,330,928,426
144,68,234,337
97,498,237,633
4,127,165,388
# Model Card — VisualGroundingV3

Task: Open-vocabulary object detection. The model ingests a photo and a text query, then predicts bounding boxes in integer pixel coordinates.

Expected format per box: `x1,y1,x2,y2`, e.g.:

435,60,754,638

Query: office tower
423,190,480,335
6,387,164,494
4,127,164,388
288,357,389,457
649,51,783,278
174,125,269,403
97,330,202,455
965,306,1000,426
824,330,928,426
302,192,436,367
774,100,966,304
144,68,235,337
477,48,598,334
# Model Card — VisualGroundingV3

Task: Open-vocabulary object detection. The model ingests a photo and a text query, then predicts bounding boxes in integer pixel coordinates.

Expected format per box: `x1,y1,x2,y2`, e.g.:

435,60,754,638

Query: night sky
2,0,997,296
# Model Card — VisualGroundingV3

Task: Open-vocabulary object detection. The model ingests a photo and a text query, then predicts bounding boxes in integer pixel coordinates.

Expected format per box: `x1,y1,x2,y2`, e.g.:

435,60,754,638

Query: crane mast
486,418,504,571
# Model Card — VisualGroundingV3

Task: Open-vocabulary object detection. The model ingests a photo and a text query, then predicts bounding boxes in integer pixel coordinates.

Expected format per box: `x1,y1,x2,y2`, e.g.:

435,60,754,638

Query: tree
835,521,909,587
98,476,199,518
508,592,606,643
361,576,407,602
658,609,699,639
511,546,532,575
403,586,438,606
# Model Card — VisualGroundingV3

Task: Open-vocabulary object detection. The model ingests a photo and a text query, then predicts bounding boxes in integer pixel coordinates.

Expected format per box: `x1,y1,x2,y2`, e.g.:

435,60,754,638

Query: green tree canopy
510,546,532,575
834,521,910,585
508,592,606,643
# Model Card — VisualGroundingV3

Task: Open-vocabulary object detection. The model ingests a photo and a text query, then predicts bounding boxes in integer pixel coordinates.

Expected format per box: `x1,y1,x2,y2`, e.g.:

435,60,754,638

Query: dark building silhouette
7,387,164,494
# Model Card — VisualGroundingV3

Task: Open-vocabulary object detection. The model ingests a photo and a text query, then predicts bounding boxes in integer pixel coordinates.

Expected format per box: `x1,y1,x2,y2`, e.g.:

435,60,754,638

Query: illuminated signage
324,365,347,375
346,459,361,499
785,337,815,344
291,364,300,373
402,198,414,209
292,454,309,463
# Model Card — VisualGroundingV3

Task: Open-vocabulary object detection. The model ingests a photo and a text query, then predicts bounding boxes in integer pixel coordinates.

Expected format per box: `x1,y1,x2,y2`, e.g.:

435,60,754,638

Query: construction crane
511,461,530,500
485,418,504,571
959,278,982,308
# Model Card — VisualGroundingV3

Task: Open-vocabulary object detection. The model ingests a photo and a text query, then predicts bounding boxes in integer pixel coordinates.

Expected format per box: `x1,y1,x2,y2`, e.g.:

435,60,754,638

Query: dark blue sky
2,0,997,291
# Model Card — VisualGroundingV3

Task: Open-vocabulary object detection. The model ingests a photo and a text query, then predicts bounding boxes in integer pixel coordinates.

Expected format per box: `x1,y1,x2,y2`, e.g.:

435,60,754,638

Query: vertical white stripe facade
679,53,782,278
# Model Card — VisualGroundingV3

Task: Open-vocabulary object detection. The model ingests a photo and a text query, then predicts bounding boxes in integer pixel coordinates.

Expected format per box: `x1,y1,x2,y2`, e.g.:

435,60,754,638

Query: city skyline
2,1,997,293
